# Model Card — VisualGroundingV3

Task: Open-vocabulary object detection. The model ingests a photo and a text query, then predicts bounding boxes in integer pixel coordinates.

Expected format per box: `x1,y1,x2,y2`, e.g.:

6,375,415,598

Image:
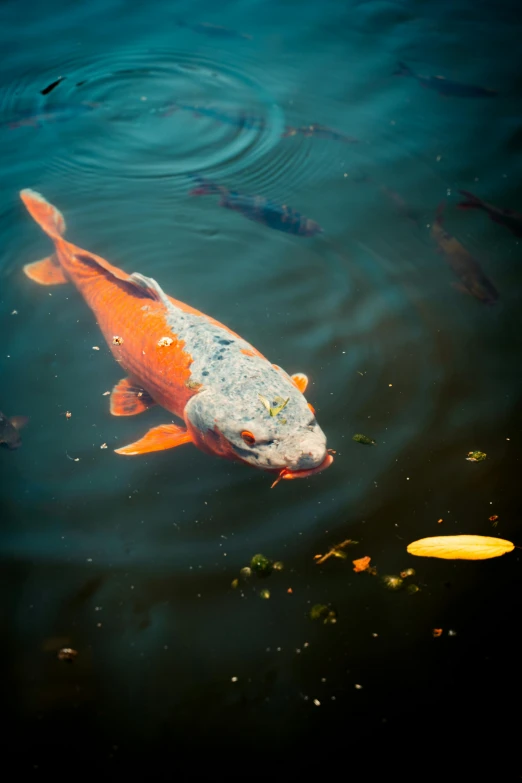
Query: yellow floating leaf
258,394,271,413
406,535,514,561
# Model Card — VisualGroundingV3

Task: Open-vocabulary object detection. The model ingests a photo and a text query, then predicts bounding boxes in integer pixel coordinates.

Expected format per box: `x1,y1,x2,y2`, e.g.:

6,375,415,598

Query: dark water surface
2,0,522,772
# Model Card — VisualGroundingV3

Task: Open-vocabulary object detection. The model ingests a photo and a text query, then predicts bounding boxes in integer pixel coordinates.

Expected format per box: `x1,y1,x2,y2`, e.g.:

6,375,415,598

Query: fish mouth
270,453,334,488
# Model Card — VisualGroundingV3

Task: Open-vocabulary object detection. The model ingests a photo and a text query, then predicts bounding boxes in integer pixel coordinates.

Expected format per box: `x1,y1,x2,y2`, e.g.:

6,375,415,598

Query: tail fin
393,61,413,77
20,189,66,239
457,190,483,211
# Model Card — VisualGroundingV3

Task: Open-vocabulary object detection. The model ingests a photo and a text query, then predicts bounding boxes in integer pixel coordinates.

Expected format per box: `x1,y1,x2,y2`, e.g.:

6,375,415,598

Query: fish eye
241,430,256,446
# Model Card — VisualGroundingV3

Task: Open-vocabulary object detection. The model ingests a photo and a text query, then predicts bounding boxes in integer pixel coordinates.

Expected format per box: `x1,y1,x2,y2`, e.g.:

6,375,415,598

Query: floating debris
314,538,358,564
239,566,252,579
65,451,80,462
437,518,443,524
92,346,100,351
489,515,499,522
157,336,173,347
259,588,270,600
466,450,486,462
352,556,372,573
382,575,404,590
258,394,289,417
231,578,239,589
57,647,78,662
432,628,443,638
407,584,421,594
102,391,110,396
186,379,202,390
309,604,337,624
41,76,66,95
250,553,273,577
400,568,416,578
352,433,376,445
406,534,514,560
272,561,284,571
112,335,124,346
100,442,107,449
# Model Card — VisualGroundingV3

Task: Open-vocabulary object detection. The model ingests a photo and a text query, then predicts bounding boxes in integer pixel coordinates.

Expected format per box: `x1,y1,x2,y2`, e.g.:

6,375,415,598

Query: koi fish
457,190,522,238
176,20,252,39
0,411,28,449
20,189,333,486
394,62,497,98
189,177,323,237
1,102,100,130
431,202,498,304
155,101,264,130
282,124,358,143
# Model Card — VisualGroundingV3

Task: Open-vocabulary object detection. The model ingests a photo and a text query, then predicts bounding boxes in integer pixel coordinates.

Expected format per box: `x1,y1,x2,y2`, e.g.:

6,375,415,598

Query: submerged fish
0,412,28,449
190,177,323,237
20,190,333,486
457,190,522,238
156,101,264,130
2,102,100,130
177,20,252,39
282,123,358,143
431,202,498,304
394,62,497,98
378,184,422,225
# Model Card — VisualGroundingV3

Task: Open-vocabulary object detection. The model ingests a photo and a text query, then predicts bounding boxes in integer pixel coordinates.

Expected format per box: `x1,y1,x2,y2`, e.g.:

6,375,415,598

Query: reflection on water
1,0,522,769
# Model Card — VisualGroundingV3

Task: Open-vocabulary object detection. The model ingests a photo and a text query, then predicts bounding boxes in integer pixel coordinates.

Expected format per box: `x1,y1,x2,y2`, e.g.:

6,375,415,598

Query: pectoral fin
291,373,308,393
110,377,156,416
23,255,68,285
114,424,192,455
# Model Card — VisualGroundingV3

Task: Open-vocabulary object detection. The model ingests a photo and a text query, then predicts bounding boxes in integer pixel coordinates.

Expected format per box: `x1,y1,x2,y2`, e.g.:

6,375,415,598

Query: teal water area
1,0,522,773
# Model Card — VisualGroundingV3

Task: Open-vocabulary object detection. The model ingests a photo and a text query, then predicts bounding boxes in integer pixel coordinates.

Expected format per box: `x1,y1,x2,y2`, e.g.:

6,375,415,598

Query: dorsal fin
72,254,169,303
128,273,171,305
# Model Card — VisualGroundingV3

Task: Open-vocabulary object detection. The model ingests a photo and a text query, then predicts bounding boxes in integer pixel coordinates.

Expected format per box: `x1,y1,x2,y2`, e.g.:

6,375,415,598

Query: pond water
1,0,521,772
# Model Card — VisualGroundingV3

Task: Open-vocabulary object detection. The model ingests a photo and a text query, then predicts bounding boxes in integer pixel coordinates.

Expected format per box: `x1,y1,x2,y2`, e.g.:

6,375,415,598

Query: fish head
184,374,333,482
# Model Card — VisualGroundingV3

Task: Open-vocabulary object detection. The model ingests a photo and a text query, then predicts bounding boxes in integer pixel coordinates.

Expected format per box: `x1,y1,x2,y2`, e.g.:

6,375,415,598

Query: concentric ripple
25,48,284,188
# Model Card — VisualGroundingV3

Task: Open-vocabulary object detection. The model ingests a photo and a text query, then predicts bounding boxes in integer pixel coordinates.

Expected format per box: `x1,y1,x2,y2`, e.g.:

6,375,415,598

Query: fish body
457,190,522,238
2,102,99,130
282,123,358,143
431,202,498,304
0,412,28,449
378,184,422,225
190,177,323,237
20,190,332,485
394,62,497,97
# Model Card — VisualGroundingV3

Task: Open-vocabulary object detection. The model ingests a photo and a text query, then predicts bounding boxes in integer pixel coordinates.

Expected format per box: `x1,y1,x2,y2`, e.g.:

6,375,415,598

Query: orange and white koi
20,190,333,486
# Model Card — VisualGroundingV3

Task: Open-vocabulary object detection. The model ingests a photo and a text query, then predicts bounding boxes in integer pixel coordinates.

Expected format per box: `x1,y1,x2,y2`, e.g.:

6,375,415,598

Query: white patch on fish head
184,376,328,472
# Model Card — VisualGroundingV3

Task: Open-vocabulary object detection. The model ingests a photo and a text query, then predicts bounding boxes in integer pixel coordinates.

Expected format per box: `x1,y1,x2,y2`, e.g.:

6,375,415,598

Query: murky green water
1,0,521,772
